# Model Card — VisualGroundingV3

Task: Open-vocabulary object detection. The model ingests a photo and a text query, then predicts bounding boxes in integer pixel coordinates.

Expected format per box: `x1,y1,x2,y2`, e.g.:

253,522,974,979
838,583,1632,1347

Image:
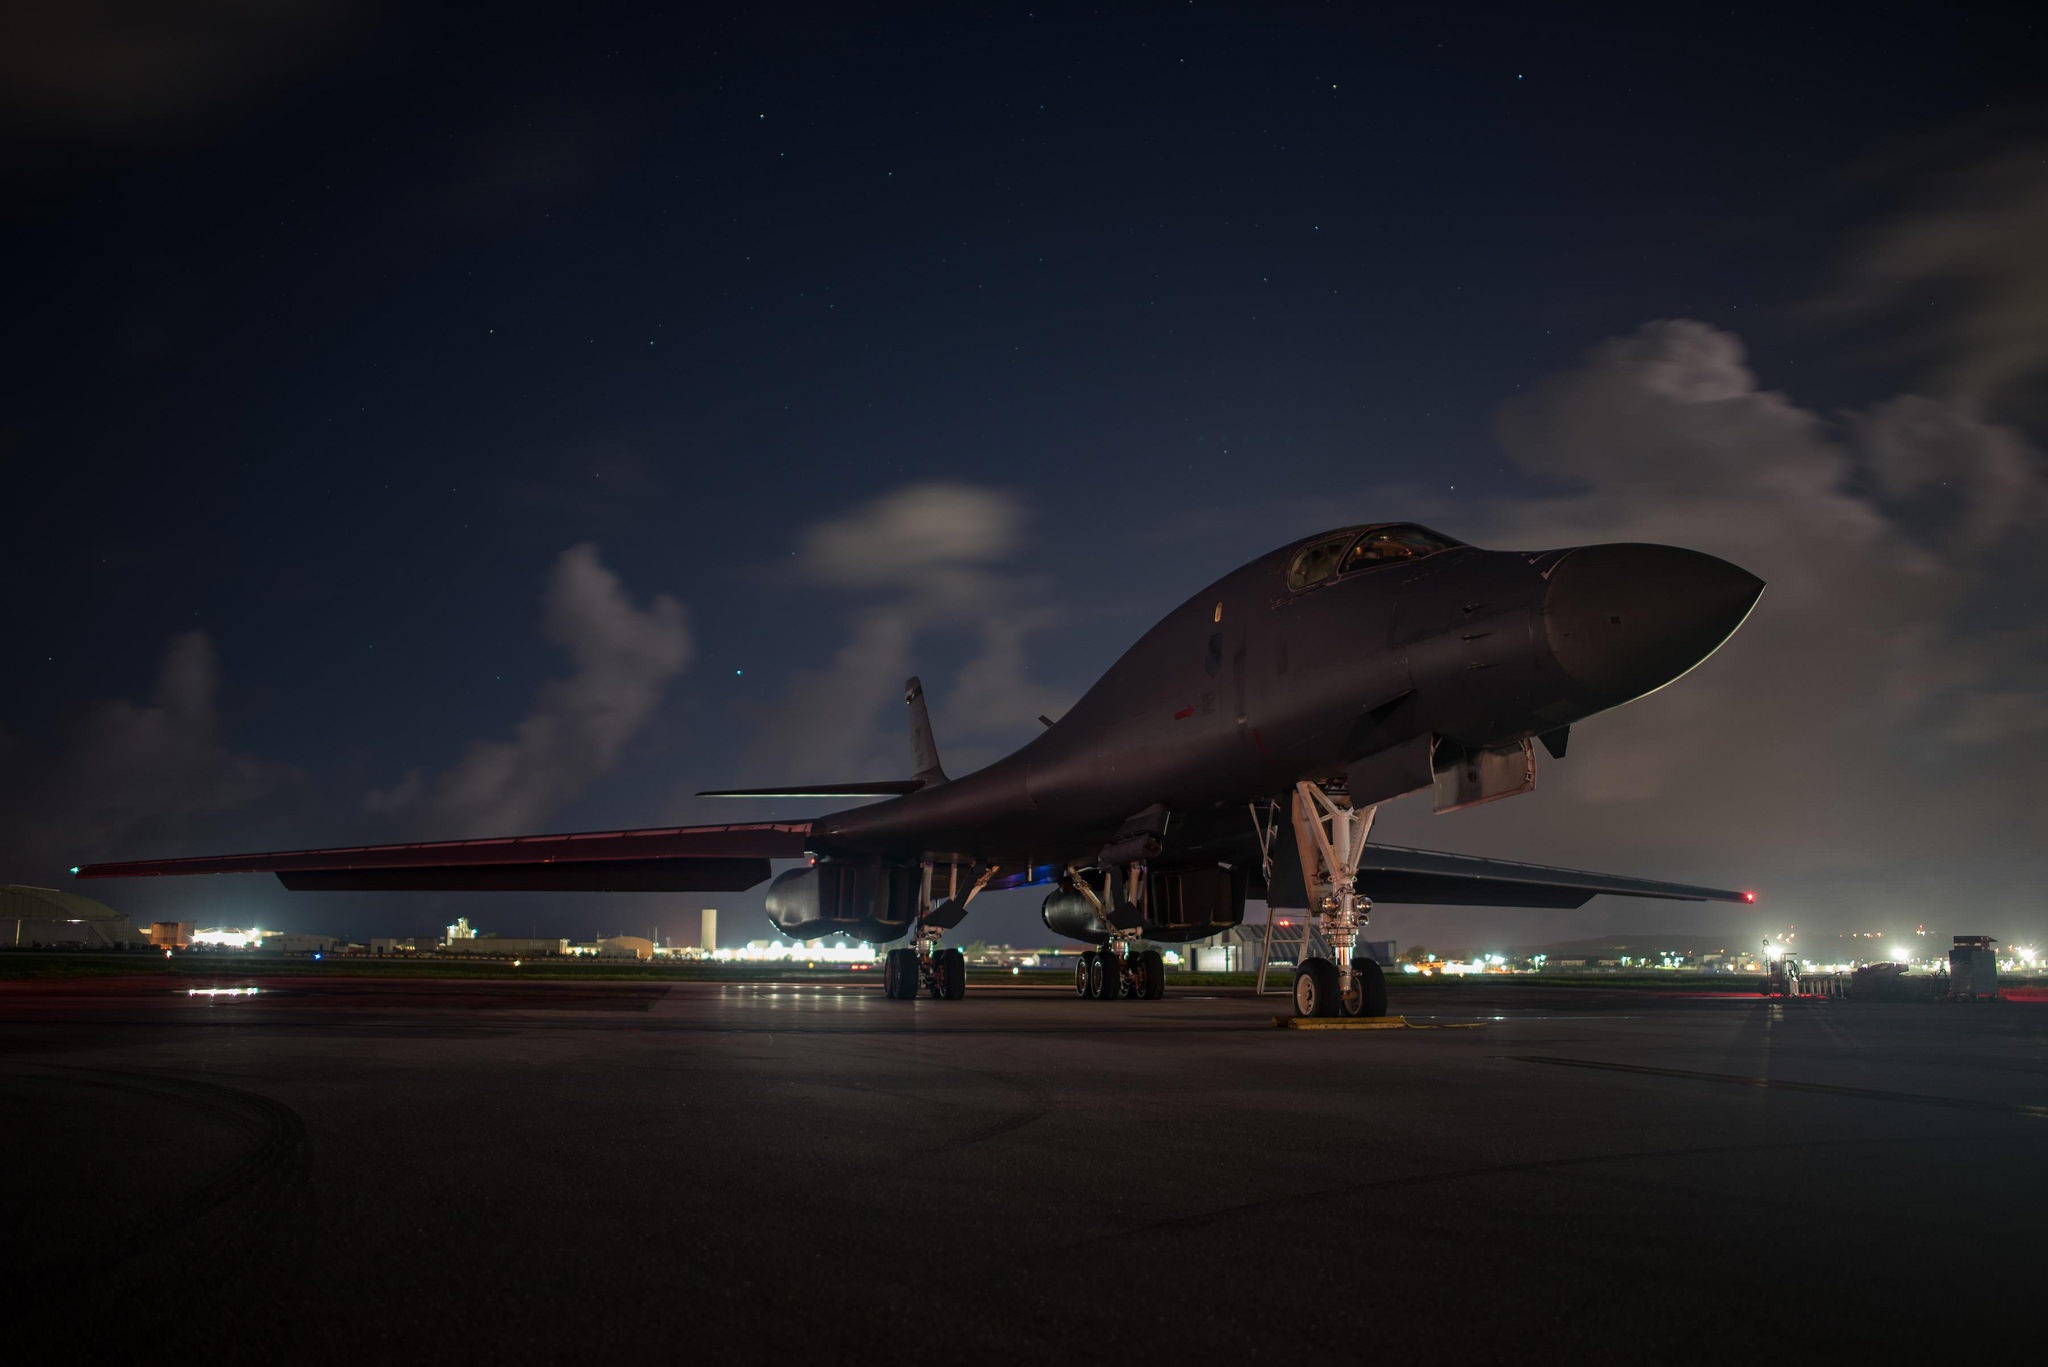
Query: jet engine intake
764,858,921,943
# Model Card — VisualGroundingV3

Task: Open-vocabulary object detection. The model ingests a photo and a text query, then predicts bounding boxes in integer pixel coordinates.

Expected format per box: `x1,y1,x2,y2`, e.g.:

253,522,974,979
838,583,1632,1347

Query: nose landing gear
1292,956,1389,1018
1287,781,1390,1018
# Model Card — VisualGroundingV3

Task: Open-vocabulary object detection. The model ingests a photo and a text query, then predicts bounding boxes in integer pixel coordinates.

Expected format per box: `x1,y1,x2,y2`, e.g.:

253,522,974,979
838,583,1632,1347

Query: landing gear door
1432,737,1536,814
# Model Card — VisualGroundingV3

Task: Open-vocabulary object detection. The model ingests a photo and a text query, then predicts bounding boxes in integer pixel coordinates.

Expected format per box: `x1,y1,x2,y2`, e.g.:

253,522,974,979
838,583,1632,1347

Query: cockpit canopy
1284,523,1462,591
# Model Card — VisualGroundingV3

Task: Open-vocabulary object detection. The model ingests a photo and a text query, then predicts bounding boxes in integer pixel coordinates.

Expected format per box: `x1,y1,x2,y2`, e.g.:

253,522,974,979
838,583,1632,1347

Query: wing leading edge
1167,812,1753,910
73,821,812,894
1341,843,1751,909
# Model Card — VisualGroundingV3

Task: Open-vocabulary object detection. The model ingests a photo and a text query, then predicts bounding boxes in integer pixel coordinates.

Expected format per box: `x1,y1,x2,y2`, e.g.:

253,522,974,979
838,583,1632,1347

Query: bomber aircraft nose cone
1544,544,1763,708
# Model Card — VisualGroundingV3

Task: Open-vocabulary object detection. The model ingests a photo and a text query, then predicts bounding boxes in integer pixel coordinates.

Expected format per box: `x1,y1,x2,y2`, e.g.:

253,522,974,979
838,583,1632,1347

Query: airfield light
1890,946,1910,965
70,866,80,875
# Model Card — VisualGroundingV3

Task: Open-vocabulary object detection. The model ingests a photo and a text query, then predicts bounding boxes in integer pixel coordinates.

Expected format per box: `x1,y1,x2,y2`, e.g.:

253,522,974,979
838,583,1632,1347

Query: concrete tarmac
3,973,2041,1364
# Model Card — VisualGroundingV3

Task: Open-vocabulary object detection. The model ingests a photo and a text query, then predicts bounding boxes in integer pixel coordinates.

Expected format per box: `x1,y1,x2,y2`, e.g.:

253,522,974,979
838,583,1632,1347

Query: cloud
371,544,692,836
745,483,1064,783
1436,319,2048,876
1,631,295,876
801,481,1026,590
1822,130,2048,405
0,2,375,145
1849,394,2044,553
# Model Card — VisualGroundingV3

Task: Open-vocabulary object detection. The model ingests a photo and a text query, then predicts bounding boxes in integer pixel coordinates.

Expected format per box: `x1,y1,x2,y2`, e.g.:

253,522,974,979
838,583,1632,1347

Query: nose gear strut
1288,780,1389,1018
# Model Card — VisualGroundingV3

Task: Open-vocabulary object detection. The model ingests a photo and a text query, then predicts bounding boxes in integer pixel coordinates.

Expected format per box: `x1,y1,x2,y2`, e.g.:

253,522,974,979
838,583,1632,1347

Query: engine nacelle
764,859,919,944
1041,889,1109,945
1040,864,1248,945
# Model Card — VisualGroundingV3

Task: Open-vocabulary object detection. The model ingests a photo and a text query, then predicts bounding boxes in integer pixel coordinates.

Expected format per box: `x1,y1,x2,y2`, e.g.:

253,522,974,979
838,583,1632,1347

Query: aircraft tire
1075,951,1096,998
1344,958,1389,1018
935,947,967,1000
1087,953,1117,1000
883,948,914,999
1138,949,1166,1000
1293,958,1340,1017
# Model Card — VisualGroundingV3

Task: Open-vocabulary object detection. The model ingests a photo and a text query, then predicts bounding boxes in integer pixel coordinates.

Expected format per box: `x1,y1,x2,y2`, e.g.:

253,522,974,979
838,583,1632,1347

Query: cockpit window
1339,524,1459,571
1285,532,1356,591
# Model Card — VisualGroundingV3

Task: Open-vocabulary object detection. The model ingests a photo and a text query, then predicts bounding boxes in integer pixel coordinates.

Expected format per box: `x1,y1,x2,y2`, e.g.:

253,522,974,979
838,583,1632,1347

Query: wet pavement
3,974,2040,1363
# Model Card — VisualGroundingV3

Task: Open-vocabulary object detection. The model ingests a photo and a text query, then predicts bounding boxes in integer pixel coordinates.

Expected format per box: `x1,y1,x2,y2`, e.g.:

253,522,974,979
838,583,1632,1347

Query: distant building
1179,919,1393,972
1,885,146,948
263,933,337,955
148,921,195,950
440,936,567,957
595,936,653,960
701,908,718,952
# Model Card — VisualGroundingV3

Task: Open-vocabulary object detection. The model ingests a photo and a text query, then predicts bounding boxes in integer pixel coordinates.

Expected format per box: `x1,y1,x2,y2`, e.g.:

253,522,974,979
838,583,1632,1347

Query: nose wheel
1293,957,1389,1018
1287,781,1388,1018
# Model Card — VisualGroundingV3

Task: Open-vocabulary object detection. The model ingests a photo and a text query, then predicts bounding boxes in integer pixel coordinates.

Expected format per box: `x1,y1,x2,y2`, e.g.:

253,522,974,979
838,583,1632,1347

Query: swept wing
73,822,811,893
1343,843,1752,908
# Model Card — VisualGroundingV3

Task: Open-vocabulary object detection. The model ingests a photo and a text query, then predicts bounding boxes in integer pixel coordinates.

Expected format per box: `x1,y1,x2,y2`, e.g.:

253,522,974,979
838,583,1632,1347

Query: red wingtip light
1743,891,1757,903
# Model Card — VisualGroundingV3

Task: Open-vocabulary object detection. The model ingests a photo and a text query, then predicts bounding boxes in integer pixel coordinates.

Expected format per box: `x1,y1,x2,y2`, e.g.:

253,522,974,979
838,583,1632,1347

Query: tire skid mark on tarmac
863,1040,1055,1155
2,1062,311,1274
1513,1054,2048,1119
791,1034,1055,1158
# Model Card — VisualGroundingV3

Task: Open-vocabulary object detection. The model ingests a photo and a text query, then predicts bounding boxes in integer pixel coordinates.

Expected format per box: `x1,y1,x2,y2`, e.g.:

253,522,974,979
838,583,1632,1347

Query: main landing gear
1061,860,1167,1003
882,858,995,1001
1287,780,1391,1019
882,941,966,1000
1074,944,1166,1001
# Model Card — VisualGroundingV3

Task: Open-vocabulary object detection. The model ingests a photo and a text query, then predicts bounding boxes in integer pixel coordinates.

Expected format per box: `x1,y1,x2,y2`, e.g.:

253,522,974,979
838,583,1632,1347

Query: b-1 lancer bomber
80,523,1763,1017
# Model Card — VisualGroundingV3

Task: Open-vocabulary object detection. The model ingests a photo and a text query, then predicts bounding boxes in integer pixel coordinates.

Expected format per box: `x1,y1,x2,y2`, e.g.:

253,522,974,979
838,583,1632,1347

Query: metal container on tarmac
1949,936,2000,1001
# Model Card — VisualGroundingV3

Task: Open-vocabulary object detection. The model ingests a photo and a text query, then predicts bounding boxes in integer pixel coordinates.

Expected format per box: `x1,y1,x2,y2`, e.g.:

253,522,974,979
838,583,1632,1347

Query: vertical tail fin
905,677,948,787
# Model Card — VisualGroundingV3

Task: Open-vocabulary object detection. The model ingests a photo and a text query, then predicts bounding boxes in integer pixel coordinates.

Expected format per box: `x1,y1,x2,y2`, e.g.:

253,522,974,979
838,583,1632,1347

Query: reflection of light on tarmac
186,987,260,998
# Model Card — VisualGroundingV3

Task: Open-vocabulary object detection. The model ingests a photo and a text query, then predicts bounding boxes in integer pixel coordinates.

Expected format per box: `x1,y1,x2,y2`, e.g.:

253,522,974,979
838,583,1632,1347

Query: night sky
5,3,2045,952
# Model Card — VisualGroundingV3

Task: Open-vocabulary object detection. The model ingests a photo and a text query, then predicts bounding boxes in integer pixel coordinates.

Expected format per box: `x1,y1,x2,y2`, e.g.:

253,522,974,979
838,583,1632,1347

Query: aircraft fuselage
814,529,1762,873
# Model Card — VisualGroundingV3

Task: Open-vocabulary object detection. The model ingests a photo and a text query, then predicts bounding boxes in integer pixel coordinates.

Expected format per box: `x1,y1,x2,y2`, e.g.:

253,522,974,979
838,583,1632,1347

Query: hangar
2,885,146,948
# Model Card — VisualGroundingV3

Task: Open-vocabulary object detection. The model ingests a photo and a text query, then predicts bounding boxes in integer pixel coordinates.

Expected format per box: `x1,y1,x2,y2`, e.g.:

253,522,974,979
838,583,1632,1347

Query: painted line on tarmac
1514,1055,2048,1120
